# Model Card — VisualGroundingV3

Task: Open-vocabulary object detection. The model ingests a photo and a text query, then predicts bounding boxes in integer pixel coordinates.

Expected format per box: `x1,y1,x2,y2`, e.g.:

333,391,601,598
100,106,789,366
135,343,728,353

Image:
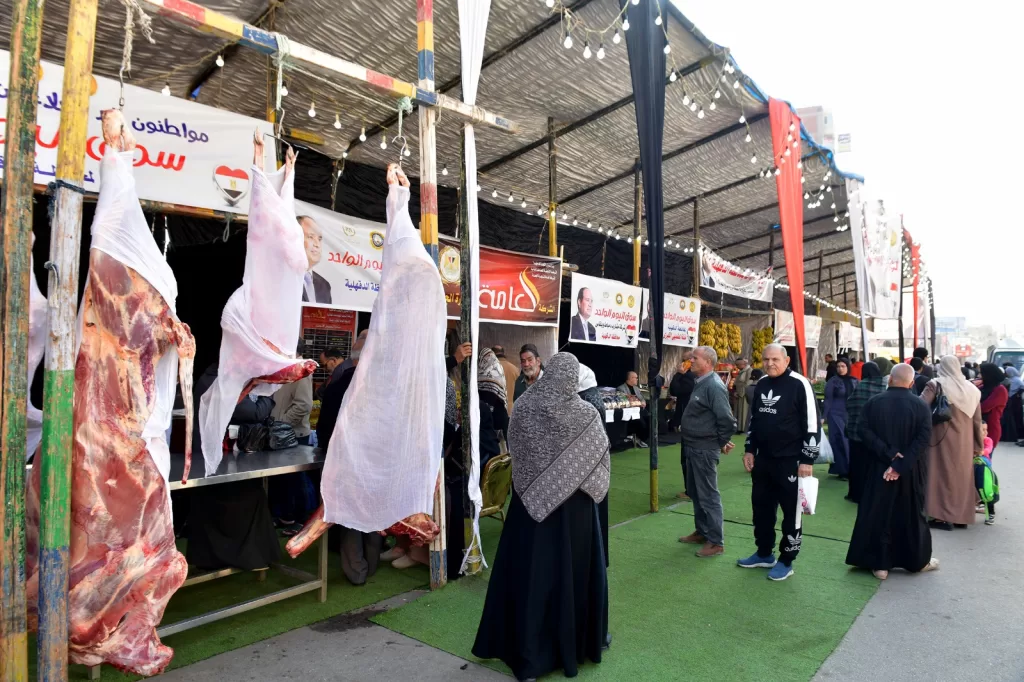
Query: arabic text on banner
838,321,864,351
569,273,643,348
699,246,775,303
0,50,274,214
296,199,561,326
639,289,701,347
775,310,823,349
846,179,902,320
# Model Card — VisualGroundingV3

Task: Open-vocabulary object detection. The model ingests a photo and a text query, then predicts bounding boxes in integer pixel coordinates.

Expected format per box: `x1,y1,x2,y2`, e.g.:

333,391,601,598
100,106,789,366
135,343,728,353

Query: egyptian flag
214,165,249,202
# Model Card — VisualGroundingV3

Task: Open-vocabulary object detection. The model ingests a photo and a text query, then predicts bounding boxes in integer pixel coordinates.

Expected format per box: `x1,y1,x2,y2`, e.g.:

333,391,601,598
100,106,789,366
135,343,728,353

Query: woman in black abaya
473,353,610,682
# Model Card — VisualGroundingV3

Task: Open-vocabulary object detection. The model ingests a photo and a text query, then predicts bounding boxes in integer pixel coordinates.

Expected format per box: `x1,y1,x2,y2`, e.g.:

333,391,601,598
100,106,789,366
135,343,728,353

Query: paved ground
814,442,1024,682
166,445,1024,681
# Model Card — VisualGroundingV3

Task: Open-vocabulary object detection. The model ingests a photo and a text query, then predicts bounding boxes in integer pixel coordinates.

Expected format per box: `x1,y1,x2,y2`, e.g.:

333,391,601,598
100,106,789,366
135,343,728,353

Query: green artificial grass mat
53,538,429,681
374,509,875,681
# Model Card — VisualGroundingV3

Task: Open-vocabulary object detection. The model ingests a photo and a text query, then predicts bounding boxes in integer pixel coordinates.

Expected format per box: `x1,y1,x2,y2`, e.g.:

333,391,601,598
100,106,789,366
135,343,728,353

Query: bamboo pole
547,117,557,257
632,158,641,286
417,0,446,590
0,0,44,677
37,0,100,675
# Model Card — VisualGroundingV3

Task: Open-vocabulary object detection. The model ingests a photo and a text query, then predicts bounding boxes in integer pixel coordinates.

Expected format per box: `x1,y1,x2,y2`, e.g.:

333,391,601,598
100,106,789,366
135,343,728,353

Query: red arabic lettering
85,135,187,172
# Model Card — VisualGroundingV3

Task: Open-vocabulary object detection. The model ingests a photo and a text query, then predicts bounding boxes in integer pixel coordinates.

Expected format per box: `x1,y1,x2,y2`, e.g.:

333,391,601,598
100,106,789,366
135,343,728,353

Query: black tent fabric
625,0,668,473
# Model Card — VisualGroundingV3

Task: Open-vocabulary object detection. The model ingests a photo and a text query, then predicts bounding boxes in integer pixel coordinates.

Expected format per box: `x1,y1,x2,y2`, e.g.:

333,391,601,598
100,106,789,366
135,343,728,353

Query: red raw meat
26,248,195,676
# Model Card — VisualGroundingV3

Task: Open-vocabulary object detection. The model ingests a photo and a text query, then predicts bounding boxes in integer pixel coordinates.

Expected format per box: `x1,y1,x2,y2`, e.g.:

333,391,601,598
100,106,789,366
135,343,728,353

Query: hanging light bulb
382,138,390,150
744,133,752,143
492,189,498,198
669,70,677,82
663,43,671,55
587,220,593,228
733,79,741,89
844,210,850,217
403,146,411,157
561,212,568,220
476,184,481,192
342,150,349,159
521,198,528,208
644,239,650,246
161,83,171,96
597,227,603,233
359,126,367,142
714,89,721,99
563,33,574,49
739,115,746,124
830,202,836,209
784,147,791,157
280,83,288,97
613,28,621,44
834,216,840,223
615,233,621,240
797,160,803,169
583,41,592,59
682,92,691,106
697,107,705,119
690,101,697,112
655,14,662,26
597,43,606,59
800,176,805,183
508,192,514,202
441,165,448,176
710,101,717,111
546,0,555,6
789,122,795,132
627,237,633,243
572,218,578,225
804,192,810,199
774,167,781,176
632,0,639,4
826,186,833,193
333,113,342,129
622,17,630,31
308,102,316,118
750,154,757,163
216,54,225,68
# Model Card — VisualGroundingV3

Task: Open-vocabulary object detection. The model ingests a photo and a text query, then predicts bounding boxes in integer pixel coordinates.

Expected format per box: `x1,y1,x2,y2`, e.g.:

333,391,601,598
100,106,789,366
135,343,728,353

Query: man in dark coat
846,364,938,579
569,287,597,342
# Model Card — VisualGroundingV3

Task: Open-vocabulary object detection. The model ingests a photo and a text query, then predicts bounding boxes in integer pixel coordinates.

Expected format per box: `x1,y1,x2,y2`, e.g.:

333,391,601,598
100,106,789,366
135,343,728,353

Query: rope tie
118,0,156,108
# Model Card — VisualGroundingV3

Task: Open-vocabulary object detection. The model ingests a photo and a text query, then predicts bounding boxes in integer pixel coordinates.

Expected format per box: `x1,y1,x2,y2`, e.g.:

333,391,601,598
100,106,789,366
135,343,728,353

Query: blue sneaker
767,562,794,581
736,552,777,569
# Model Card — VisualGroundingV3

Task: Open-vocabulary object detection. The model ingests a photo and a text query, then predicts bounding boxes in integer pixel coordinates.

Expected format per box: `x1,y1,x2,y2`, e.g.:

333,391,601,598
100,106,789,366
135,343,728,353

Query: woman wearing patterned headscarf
473,353,610,681
477,348,509,471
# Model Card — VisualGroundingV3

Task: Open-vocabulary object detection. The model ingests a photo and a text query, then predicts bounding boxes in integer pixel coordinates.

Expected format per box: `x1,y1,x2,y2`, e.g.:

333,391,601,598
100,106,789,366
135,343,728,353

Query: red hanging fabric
769,98,806,372
904,228,921,347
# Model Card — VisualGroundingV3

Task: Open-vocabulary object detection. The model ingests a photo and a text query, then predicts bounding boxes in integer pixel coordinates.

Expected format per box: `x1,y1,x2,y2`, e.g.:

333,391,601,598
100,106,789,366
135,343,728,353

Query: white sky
674,0,1022,328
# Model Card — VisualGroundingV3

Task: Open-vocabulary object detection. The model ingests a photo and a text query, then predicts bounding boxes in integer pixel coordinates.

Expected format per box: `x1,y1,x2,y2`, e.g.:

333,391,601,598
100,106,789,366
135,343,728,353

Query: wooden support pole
547,117,558,257
0,0,44,677
417,0,445,590
632,158,641,286
138,0,516,133
691,197,700,296
816,251,824,315
38,0,100,674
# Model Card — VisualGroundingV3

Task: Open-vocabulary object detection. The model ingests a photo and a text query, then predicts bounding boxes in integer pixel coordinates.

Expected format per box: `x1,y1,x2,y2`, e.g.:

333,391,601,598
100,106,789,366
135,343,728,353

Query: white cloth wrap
198,163,308,474
320,183,447,533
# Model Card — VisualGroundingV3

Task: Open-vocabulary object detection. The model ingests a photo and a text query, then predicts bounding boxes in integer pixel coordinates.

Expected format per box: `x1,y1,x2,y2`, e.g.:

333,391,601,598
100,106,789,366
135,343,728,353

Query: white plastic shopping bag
815,434,834,464
798,476,819,515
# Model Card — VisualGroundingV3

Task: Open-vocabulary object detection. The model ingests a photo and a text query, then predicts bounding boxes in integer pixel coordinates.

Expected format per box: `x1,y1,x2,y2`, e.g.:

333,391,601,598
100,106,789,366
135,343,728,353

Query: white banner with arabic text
775,310,823,349
0,50,274,213
846,179,902,320
700,246,774,302
569,273,643,347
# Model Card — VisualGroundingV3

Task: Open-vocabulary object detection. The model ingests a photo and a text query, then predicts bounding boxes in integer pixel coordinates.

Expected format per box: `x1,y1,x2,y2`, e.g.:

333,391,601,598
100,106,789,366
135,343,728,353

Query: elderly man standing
677,347,737,558
732,359,753,433
738,344,820,581
846,364,938,579
618,371,650,448
514,344,544,402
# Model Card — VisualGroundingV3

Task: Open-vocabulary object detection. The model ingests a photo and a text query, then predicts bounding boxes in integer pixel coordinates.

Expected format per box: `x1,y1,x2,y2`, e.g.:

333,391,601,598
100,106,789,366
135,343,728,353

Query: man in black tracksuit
738,344,820,581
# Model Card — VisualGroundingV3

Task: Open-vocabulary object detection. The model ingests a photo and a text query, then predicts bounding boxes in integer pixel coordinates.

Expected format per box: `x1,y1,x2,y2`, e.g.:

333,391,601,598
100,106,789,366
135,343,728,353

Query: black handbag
236,420,271,452
931,382,953,425
269,420,299,450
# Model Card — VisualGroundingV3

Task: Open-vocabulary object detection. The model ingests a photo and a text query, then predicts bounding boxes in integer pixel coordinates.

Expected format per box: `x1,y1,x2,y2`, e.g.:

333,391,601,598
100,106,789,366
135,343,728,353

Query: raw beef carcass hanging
197,133,316,473
286,163,446,558
24,110,196,676
25,232,47,460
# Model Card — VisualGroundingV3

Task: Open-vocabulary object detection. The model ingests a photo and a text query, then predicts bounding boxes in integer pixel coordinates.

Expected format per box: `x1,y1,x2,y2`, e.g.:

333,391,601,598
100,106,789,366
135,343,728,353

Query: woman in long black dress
473,353,610,681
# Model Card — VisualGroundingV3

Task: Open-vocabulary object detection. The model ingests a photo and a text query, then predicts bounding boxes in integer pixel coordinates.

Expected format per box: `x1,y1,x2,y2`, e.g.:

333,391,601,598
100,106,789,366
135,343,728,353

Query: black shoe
929,520,954,531
603,632,612,650
954,523,968,529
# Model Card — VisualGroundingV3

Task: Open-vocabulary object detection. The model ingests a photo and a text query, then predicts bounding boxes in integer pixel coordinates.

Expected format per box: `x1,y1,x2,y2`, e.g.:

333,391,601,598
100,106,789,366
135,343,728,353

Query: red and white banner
569,273,643,347
699,247,774,302
295,199,561,325
0,50,274,213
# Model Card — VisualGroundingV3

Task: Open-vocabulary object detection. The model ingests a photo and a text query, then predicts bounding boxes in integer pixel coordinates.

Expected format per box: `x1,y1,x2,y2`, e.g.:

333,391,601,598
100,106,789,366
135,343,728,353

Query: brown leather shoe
678,532,706,544
695,542,724,558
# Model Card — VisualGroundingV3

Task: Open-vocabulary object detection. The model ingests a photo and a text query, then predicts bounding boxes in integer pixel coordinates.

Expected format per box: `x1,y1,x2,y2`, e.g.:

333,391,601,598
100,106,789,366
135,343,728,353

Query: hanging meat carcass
197,133,315,473
286,163,445,559
24,109,195,676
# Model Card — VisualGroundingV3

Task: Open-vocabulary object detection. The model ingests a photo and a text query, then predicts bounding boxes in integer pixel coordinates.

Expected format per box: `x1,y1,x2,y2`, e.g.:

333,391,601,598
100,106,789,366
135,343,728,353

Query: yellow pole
547,116,558,257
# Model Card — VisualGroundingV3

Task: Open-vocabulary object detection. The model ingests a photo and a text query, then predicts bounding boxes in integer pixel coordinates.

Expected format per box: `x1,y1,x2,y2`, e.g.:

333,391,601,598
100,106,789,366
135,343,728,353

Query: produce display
699,320,742,360
751,326,774,368
598,387,645,410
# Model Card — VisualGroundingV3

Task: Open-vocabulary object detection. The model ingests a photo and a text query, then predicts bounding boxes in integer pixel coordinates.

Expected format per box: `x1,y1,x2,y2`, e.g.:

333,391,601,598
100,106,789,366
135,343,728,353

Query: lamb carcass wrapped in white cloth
285,164,446,557
26,233,47,461
198,138,316,473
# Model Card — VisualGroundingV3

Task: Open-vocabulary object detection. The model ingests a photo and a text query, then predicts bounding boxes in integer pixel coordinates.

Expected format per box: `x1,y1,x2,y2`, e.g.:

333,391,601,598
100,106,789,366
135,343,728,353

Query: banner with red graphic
569,273,643,348
0,50,274,213
296,199,561,325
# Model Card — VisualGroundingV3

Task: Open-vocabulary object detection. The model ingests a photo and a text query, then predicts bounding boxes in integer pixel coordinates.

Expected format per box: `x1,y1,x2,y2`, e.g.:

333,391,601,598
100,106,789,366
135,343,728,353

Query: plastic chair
480,454,512,523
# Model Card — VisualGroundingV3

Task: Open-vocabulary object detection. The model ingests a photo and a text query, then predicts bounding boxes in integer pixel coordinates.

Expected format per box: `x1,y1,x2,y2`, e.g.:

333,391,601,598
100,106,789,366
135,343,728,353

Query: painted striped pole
37,0,100,677
418,0,446,591
0,0,44,678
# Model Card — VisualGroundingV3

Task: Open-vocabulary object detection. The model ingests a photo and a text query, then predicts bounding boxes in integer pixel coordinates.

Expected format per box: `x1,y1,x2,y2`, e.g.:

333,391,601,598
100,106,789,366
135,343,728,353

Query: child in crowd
975,423,999,526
